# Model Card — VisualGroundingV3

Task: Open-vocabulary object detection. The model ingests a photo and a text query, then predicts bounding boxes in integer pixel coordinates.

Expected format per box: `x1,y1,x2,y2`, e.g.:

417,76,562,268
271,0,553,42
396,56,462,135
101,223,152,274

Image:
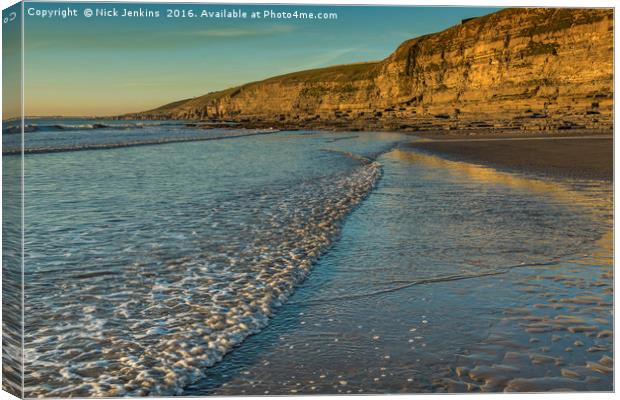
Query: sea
2,119,613,396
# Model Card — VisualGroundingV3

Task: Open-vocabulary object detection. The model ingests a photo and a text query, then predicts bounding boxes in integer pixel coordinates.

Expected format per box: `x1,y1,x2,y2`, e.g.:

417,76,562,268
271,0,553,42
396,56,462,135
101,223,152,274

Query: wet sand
406,136,613,181
185,146,613,395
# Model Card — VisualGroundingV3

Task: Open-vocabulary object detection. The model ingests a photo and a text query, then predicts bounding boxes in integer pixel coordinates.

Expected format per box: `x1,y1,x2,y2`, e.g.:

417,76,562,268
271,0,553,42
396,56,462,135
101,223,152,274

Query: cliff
133,8,614,132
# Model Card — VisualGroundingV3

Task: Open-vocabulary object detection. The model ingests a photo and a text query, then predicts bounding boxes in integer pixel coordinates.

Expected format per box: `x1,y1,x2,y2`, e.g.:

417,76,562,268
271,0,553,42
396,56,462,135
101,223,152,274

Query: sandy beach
184,137,613,395
7,123,613,396
405,134,612,181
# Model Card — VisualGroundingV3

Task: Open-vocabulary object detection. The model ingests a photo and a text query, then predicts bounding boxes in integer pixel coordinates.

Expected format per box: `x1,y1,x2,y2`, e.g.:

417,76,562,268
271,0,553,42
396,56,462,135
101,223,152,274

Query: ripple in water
20,128,402,397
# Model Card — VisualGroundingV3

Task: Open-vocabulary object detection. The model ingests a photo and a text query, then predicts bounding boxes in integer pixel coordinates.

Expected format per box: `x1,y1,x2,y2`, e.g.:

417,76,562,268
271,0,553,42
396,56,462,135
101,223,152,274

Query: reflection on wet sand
389,149,610,218
186,145,612,395
393,149,612,392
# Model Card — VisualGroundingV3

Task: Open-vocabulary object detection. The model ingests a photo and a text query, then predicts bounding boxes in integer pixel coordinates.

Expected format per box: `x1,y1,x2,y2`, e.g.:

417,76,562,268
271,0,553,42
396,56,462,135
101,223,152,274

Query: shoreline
1,128,279,155
116,116,614,137
7,123,613,183
8,116,612,137
184,135,613,395
404,135,613,181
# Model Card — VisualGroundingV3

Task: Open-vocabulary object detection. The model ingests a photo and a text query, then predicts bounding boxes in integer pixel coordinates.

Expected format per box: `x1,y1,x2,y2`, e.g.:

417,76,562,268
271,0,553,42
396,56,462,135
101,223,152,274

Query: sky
3,3,22,119
19,2,501,117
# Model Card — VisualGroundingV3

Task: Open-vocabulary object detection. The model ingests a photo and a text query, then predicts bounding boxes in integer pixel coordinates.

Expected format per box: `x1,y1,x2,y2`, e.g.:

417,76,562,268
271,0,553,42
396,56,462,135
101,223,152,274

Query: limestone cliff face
136,8,613,131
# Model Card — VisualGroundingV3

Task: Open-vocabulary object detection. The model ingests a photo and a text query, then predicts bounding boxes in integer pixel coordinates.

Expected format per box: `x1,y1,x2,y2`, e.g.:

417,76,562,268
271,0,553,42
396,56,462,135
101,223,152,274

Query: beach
406,133,613,181
4,121,613,395
184,139,613,394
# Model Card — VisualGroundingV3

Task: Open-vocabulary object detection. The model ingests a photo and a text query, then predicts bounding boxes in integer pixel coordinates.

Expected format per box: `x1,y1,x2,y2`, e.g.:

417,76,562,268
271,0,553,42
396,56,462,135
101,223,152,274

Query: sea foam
23,155,381,397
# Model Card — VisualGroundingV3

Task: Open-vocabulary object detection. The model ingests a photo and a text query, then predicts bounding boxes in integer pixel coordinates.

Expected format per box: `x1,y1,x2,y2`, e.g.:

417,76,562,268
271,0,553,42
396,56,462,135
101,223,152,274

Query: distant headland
122,8,613,134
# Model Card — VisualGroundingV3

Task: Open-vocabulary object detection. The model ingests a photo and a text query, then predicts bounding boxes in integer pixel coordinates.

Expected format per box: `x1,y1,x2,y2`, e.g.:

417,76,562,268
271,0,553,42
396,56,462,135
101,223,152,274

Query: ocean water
2,118,263,154
185,149,612,394
2,121,612,396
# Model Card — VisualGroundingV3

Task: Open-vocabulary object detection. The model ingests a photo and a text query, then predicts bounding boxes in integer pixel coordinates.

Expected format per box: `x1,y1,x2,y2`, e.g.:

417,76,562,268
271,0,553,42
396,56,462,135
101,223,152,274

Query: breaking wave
24,154,383,397
2,128,278,155
2,122,190,134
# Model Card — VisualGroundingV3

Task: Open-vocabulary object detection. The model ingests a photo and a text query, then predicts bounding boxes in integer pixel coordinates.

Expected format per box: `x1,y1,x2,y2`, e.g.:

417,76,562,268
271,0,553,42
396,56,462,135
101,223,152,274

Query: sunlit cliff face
139,8,612,131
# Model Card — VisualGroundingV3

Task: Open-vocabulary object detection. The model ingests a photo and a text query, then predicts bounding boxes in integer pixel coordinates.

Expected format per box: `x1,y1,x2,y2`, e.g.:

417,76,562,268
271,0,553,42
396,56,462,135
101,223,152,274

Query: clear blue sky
23,2,501,116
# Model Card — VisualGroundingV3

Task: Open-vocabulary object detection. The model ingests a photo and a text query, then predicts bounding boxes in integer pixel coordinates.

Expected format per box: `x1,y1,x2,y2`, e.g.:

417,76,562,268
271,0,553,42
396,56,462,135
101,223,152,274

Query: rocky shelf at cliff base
123,8,613,133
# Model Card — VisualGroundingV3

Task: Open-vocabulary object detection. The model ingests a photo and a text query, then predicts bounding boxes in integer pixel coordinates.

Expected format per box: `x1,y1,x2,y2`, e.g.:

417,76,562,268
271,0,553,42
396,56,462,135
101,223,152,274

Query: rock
529,353,560,365
567,325,599,333
585,361,612,374
504,377,587,392
130,9,613,133
441,378,470,392
468,364,520,391
596,330,612,338
560,368,581,379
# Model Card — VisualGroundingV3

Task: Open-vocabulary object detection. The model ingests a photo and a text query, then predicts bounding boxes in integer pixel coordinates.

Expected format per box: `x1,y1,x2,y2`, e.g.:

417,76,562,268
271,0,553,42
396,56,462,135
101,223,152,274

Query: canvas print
1,1,614,397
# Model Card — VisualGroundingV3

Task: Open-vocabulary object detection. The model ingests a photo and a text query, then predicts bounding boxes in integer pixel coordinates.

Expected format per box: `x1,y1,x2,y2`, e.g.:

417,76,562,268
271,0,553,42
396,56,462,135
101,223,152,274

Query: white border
0,1,617,400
